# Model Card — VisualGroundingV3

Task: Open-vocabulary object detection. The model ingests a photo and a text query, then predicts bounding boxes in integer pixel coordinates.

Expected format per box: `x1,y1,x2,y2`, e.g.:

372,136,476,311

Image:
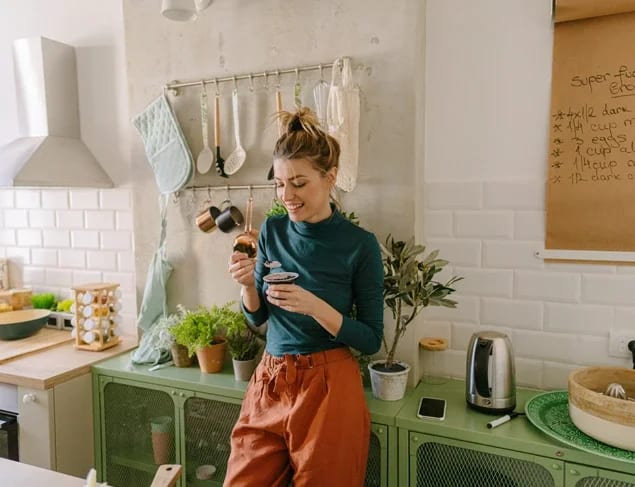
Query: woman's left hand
265,283,317,316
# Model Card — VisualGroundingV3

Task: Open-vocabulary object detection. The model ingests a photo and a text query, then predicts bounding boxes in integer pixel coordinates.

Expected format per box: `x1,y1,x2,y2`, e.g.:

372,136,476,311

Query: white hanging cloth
326,57,360,192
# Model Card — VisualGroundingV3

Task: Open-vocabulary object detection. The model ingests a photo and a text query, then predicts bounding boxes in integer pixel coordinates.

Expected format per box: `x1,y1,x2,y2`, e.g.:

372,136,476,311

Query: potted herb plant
169,303,233,373
224,307,263,381
369,235,462,401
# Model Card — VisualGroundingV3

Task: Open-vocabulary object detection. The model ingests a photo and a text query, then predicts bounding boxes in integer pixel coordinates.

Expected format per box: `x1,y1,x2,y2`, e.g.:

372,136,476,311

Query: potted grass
224,307,263,381
169,303,233,373
369,235,462,401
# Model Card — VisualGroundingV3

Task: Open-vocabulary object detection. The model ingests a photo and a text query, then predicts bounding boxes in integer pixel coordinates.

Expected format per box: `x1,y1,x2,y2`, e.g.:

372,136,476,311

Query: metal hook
318,64,323,80
276,70,281,88
232,75,237,92
226,185,231,200
214,78,219,96
248,73,255,93
295,67,299,82
172,191,180,204
263,71,269,90
248,184,253,198
207,186,212,200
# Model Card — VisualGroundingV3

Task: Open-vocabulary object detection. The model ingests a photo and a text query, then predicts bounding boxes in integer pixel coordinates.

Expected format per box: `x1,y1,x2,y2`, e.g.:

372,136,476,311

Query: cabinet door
182,393,242,486
365,422,389,487
566,463,635,487
97,377,178,487
409,432,564,487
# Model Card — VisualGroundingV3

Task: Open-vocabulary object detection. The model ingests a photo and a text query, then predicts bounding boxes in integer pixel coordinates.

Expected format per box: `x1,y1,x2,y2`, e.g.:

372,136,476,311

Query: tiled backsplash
421,181,634,390
0,188,136,336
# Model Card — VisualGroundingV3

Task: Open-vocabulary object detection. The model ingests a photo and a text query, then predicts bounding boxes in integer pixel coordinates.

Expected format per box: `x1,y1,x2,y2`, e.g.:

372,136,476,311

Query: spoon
196,83,214,174
224,88,247,176
264,260,281,269
213,89,227,178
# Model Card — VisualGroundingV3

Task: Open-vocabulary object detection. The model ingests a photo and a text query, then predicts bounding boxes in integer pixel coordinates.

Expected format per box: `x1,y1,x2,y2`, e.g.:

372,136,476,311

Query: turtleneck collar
290,204,344,237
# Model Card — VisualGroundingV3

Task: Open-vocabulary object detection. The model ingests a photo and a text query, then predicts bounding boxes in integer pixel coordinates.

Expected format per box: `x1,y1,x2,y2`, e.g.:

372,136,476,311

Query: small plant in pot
169,304,232,374
224,307,263,381
369,235,462,401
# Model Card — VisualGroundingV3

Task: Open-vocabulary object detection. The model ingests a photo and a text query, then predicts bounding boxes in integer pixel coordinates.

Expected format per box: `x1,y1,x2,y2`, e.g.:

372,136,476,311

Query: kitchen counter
0,334,137,389
0,458,85,486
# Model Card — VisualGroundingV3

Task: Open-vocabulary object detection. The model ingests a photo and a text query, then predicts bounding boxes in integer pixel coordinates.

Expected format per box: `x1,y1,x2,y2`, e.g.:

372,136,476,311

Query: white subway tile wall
0,189,136,335
424,181,634,390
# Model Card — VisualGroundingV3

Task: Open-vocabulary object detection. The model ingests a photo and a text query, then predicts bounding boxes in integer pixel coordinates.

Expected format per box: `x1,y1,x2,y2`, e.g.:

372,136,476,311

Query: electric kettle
465,331,516,414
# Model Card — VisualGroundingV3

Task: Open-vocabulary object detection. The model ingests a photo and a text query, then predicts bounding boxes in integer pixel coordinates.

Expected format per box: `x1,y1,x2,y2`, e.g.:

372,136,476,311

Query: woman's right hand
228,251,256,287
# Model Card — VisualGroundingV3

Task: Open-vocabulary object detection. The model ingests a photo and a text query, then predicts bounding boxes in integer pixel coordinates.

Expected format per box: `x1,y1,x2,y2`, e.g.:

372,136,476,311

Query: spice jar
419,337,449,385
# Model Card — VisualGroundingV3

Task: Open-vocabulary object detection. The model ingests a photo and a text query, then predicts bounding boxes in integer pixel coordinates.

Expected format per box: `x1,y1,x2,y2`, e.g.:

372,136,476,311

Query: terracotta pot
171,343,193,367
196,338,227,373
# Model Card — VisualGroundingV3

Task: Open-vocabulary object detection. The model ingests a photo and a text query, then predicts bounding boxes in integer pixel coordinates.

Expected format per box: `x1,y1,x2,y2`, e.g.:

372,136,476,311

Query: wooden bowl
568,367,635,451
0,309,50,340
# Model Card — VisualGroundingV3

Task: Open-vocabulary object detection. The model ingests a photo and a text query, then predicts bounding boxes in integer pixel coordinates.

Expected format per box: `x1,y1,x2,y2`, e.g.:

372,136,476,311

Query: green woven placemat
525,390,635,463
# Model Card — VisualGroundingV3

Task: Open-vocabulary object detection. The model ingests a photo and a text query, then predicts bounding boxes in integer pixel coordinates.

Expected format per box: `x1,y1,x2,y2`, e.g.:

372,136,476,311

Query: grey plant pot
368,360,411,401
232,357,258,381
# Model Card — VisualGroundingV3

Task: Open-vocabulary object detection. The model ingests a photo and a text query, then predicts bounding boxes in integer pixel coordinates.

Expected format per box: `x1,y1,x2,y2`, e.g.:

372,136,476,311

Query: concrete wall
123,0,422,371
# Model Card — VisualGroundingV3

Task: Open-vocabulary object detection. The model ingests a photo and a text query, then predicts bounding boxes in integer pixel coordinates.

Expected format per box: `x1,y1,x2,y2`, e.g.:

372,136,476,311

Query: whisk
604,382,634,401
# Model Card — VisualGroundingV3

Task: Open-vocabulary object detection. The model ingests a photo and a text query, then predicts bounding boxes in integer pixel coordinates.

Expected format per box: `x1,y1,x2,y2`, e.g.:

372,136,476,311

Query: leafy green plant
224,309,262,361
31,293,57,310
265,199,288,218
380,235,462,369
169,302,237,357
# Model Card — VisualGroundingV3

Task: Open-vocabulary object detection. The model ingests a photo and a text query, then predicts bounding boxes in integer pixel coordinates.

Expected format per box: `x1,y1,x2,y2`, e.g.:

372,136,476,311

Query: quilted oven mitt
133,94,193,194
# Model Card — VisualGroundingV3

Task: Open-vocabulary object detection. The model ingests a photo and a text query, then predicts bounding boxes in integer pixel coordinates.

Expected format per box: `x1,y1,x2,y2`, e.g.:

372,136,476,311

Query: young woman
225,108,384,487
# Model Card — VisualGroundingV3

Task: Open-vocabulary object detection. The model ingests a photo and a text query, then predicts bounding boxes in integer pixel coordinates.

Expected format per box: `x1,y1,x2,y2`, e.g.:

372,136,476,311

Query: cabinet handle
377,428,384,434
551,464,561,470
569,469,580,476
412,436,419,443
171,390,176,395
179,392,185,398
22,393,37,404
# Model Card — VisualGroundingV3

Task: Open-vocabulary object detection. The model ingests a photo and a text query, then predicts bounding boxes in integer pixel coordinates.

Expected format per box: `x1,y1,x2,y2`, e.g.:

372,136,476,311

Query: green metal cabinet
93,352,404,487
565,464,635,487
396,380,635,487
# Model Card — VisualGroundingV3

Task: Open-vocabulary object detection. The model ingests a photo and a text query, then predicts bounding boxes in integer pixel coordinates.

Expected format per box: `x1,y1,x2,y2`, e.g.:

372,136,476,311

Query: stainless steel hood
0,37,113,188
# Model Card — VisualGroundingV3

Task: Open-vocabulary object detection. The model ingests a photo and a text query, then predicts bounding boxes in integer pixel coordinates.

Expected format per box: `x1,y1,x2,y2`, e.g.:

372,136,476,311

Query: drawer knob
569,469,579,476
377,428,384,434
412,436,419,443
551,464,561,470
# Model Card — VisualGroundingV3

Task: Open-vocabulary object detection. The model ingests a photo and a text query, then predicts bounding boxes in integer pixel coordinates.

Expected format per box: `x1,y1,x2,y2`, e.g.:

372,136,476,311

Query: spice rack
71,283,122,351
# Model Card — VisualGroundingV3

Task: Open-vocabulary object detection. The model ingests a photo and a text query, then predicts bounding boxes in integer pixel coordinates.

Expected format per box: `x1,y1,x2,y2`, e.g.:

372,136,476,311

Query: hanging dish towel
136,194,173,332
133,94,193,194
327,57,360,192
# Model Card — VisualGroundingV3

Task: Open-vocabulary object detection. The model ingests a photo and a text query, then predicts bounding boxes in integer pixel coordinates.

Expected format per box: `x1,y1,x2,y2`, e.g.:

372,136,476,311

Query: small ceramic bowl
196,464,216,480
568,366,635,451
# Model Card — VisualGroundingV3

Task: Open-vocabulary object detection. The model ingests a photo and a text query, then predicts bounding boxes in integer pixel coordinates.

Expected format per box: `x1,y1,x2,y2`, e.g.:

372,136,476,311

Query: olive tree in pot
369,235,462,401
223,305,264,381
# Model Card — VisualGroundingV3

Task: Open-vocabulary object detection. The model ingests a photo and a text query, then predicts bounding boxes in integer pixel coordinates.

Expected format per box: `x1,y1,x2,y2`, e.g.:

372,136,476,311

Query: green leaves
381,234,463,366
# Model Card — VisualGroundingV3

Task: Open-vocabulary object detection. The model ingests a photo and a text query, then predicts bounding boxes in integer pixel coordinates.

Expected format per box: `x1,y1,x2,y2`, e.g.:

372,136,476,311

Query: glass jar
419,337,449,385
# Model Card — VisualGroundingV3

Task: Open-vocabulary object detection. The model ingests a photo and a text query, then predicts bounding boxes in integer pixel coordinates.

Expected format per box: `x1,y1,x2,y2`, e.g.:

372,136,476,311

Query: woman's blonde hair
273,107,340,175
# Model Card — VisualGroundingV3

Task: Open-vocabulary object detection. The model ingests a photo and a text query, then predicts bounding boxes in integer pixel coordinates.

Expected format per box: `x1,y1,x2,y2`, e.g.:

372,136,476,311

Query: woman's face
273,158,335,223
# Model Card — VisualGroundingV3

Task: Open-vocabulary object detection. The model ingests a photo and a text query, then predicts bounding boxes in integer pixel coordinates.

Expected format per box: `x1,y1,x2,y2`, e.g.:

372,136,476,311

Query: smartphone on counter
417,396,446,421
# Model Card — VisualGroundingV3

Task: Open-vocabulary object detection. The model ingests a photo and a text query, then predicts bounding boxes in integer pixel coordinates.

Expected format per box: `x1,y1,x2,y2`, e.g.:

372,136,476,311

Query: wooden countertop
0,334,137,389
0,458,85,486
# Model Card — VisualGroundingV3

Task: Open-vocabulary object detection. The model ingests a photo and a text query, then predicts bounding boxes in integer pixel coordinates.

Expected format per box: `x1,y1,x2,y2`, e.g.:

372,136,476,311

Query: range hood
0,37,113,188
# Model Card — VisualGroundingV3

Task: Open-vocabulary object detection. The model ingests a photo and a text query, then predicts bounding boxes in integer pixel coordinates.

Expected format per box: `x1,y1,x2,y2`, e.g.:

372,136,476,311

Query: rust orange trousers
223,347,370,487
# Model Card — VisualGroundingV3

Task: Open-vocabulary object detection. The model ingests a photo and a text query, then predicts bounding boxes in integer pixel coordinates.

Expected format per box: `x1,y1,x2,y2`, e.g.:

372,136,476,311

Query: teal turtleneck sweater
242,208,384,356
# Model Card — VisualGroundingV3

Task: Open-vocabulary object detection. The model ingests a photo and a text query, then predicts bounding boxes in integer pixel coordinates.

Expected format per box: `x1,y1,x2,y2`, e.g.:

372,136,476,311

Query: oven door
0,410,18,461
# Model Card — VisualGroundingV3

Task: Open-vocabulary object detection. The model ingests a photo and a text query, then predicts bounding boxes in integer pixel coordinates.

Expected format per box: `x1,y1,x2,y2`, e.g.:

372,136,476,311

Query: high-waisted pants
223,347,370,487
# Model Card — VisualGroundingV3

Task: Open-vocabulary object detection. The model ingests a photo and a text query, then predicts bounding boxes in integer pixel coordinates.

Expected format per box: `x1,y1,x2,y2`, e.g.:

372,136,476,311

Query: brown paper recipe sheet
546,0,635,251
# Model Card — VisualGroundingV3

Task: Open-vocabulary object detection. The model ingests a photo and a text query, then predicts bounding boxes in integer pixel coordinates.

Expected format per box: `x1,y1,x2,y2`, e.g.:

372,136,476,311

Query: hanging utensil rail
185,183,275,192
164,58,348,95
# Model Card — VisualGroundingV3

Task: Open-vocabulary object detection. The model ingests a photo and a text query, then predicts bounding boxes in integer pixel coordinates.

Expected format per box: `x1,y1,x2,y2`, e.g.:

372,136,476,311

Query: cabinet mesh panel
416,441,555,487
576,478,635,487
103,382,175,487
183,396,240,484
364,431,381,487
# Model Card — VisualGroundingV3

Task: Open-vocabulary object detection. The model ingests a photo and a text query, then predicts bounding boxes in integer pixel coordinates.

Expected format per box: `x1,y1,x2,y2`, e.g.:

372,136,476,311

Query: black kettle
465,331,516,414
